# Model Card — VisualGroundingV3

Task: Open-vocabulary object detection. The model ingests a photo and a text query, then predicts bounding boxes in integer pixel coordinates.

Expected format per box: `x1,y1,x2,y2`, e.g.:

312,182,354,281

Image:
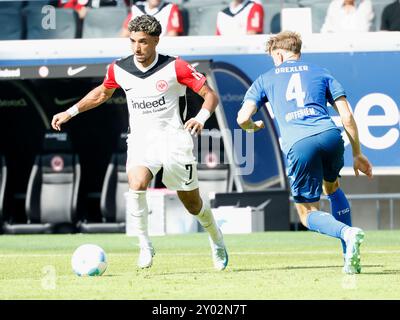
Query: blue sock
306,211,349,240
327,188,352,254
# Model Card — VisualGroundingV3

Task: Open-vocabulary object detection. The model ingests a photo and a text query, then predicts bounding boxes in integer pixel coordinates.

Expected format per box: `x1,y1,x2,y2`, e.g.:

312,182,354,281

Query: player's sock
126,189,152,248
306,210,349,240
195,200,224,247
327,188,352,254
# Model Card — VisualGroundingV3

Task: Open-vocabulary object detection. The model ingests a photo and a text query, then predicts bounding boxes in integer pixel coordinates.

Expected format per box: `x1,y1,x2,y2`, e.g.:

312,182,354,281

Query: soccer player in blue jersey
237,31,373,274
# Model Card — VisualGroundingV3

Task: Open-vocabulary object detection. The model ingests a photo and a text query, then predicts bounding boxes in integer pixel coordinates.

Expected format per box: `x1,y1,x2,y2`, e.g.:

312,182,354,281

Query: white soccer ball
71,244,107,277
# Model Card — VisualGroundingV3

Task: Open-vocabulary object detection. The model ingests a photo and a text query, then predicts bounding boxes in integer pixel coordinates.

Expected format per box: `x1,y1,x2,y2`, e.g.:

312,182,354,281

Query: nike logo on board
67,66,87,76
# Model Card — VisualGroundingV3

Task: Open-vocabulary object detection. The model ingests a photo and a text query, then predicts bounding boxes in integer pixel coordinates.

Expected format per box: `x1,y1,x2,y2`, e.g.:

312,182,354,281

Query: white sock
195,201,224,247
342,226,353,242
126,189,151,248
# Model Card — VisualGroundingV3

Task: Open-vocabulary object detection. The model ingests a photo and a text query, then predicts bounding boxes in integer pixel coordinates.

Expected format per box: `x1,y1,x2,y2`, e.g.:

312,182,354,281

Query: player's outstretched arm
237,100,265,132
184,83,219,137
333,96,373,178
51,84,115,131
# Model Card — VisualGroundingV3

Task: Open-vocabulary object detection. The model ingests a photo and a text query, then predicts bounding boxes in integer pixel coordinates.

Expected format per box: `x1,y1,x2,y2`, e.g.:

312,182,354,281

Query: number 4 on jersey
286,73,305,107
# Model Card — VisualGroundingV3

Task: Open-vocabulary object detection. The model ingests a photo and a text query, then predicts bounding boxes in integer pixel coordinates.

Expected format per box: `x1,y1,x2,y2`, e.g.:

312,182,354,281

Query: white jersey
102,53,206,191
216,0,264,35
123,1,184,37
103,53,206,133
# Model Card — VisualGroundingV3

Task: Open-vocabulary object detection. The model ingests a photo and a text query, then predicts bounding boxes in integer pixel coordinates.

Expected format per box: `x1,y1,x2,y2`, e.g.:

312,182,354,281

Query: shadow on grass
228,265,342,272
134,265,388,277
280,264,384,271
230,264,385,272
148,266,337,276
145,270,221,277
362,269,400,275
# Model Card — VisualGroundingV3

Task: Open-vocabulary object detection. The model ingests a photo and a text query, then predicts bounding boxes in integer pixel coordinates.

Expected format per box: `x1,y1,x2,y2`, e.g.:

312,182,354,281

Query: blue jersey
243,59,345,154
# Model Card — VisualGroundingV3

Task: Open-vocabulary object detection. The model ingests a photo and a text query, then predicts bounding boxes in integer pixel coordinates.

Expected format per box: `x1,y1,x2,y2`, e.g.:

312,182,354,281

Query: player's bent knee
299,214,309,228
177,189,202,214
295,202,320,228
296,210,309,227
182,200,202,215
323,179,340,195
180,197,202,215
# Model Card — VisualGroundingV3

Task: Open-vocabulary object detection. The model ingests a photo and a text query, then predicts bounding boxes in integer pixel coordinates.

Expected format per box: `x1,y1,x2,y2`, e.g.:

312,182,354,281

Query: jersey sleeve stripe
103,62,120,89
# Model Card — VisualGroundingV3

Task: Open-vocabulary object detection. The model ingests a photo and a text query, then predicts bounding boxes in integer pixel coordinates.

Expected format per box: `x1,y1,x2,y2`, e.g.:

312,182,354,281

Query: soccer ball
71,244,107,276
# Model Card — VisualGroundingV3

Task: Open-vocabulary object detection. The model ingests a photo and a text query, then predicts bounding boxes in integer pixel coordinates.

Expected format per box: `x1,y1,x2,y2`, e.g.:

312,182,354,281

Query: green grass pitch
0,231,399,300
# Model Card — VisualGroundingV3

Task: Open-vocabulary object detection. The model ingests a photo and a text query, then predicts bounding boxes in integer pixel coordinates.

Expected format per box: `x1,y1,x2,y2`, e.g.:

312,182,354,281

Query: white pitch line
0,250,400,258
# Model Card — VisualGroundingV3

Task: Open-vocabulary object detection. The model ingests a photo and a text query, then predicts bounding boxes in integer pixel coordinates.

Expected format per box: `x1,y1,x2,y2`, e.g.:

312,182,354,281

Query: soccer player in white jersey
120,0,183,37
216,0,264,36
51,15,228,271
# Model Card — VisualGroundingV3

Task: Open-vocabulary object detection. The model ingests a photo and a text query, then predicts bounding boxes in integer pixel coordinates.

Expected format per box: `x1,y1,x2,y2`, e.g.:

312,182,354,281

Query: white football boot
137,245,155,269
343,227,365,274
209,236,229,271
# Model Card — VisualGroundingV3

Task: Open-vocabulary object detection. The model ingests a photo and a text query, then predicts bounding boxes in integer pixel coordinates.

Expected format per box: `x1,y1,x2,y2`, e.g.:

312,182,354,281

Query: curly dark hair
128,14,162,37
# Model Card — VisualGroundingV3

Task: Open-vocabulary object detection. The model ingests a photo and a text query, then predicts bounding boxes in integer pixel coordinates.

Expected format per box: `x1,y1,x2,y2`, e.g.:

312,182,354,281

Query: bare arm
197,83,219,113
333,96,373,178
72,84,115,113
333,97,361,156
51,84,115,131
236,100,265,132
183,83,219,136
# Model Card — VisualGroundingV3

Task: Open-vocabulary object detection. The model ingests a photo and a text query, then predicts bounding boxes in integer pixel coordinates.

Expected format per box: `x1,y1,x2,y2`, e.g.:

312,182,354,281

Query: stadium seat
184,3,227,36
181,0,228,5
298,0,330,33
180,6,190,36
0,156,6,228
168,0,186,3
281,7,312,33
195,130,231,207
263,3,299,34
80,133,128,233
198,164,230,208
24,0,52,8
3,132,81,234
82,7,128,38
372,0,392,31
80,133,155,233
0,1,24,40
24,7,78,39
259,0,299,3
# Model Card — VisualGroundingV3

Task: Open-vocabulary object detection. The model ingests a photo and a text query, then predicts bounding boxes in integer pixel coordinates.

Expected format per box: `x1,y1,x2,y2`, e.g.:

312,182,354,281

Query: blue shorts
287,129,344,203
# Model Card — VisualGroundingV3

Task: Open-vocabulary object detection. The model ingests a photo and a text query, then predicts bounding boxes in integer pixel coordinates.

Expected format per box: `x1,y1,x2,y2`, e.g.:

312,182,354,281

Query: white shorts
126,128,198,191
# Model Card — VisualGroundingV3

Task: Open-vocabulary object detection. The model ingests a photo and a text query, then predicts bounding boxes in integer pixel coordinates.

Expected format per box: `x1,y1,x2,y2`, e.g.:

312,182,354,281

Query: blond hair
266,31,302,55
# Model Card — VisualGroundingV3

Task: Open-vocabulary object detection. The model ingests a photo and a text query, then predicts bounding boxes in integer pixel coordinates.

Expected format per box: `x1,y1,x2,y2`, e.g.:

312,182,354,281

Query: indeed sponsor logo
331,93,400,150
0,68,21,78
0,98,27,108
131,96,165,109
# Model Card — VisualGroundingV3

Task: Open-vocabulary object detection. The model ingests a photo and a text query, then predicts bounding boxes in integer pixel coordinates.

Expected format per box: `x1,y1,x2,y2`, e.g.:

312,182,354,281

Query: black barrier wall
0,78,128,223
